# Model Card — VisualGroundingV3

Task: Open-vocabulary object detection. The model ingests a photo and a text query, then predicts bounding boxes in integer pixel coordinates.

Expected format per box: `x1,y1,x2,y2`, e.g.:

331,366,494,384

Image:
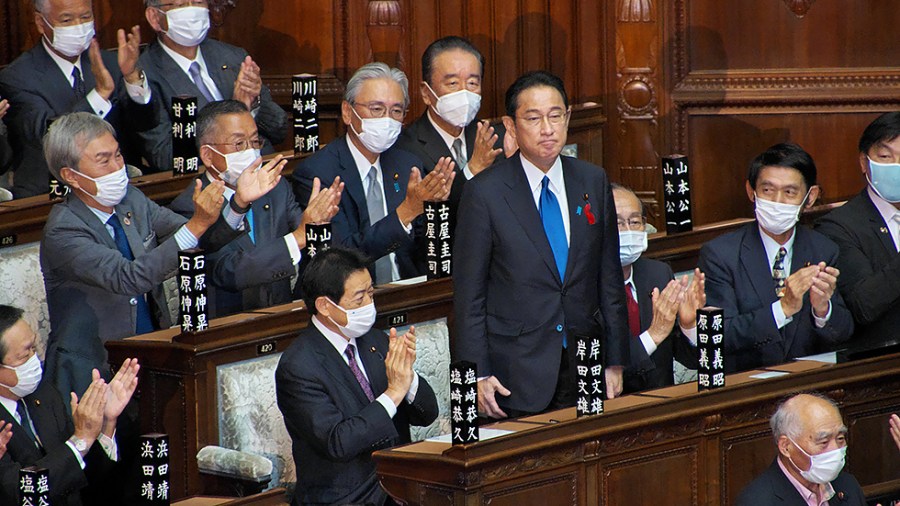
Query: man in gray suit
40,112,282,400
137,0,288,172
0,0,158,198
169,99,343,317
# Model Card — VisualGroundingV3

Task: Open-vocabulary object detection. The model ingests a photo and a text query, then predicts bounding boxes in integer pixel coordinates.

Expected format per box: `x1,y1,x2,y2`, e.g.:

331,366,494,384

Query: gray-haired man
736,392,865,506
40,111,279,400
291,62,455,285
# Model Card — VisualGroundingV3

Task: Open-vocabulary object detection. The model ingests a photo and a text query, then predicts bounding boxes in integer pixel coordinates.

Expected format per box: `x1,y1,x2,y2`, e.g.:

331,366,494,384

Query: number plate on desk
0,234,17,248
257,341,277,355
385,312,408,326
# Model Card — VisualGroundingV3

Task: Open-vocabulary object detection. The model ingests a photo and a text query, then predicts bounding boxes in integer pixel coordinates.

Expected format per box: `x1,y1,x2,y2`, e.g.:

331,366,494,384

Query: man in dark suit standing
453,71,629,418
169,99,343,317
395,36,504,218
40,112,280,400
612,184,704,393
292,62,455,285
0,304,140,506
816,112,900,352
139,0,288,172
699,143,854,373
0,0,157,198
736,392,865,506
276,247,438,506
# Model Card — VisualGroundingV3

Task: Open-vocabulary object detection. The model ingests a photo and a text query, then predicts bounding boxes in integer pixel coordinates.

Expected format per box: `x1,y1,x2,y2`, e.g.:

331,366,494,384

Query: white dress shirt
426,109,474,180
519,153,570,244
758,226,830,328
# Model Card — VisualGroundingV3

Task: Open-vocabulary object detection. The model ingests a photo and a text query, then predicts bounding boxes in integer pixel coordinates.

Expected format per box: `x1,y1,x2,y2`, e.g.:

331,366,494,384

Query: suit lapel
356,332,387,397
861,191,899,255
783,227,814,350
33,44,78,113
562,158,586,285
201,41,236,102
379,149,409,212
68,195,118,250
115,196,145,257
0,398,43,461
502,156,561,284
740,224,778,306
633,261,654,330
415,113,453,168
311,326,372,406
149,41,211,107
464,121,478,159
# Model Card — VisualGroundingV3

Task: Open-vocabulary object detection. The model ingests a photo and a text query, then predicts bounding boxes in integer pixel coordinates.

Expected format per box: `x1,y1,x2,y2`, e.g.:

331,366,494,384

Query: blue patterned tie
540,176,568,281
107,214,155,334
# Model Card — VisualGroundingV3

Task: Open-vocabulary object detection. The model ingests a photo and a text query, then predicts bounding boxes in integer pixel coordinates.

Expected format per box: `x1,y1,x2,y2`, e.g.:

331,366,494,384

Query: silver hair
343,62,409,109
33,0,48,13
43,112,116,181
770,392,840,442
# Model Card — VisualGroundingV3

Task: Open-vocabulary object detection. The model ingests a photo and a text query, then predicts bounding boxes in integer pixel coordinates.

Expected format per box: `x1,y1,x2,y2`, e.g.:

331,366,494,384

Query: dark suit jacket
275,323,439,506
453,153,629,413
0,43,157,198
624,257,698,393
816,189,900,350
41,186,241,398
0,382,115,506
169,177,302,317
395,112,505,218
735,458,865,506
138,38,288,172
291,136,426,283
698,223,854,373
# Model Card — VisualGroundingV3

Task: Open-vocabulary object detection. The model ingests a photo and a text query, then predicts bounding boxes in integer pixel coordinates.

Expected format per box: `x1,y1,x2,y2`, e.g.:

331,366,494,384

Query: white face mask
0,354,43,399
207,147,260,186
43,17,95,58
866,157,900,203
754,190,810,236
618,230,647,267
788,437,846,484
327,299,377,339
73,165,129,207
350,108,402,154
160,6,210,47
425,82,481,128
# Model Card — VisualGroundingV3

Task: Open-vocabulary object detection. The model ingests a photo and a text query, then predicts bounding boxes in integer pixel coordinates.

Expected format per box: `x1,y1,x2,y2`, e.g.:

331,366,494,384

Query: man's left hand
605,366,624,399
809,263,839,317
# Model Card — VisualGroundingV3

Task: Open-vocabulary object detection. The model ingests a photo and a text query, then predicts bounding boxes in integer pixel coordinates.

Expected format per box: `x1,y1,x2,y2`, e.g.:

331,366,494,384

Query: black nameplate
257,341,277,355
0,234,16,248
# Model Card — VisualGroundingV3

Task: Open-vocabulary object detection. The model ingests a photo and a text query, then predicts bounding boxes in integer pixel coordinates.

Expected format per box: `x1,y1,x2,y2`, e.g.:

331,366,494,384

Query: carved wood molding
480,446,582,482
617,0,656,22
598,418,703,454
783,0,816,18
483,474,578,504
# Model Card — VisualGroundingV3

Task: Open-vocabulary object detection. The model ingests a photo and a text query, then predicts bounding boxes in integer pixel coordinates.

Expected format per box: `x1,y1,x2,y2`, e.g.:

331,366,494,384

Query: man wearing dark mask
612,184,704,393
736,392,865,506
0,304,141,506
816,112,900,352
0,0,158,198
275,247,438,506
138,0,288,172
292,62,455,285
169,99,344,317
699,143,853,373
395,36,505,220
40,112,281,401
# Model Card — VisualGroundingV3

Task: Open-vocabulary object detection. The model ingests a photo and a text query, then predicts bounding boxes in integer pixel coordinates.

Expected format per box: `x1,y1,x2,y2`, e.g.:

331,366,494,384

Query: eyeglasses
617,217,646,231
157,0,208,11
207,138,265,152
517,110,570,129
352,101,406,121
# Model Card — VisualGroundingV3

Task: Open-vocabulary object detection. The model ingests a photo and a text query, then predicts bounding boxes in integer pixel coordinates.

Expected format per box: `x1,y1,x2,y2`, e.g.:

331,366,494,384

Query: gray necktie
452,138,467,171
188,61,215,102
366,166,393,284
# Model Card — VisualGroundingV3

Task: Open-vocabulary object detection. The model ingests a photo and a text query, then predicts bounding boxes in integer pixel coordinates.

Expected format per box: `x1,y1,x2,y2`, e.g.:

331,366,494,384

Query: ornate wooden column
366,0,403,68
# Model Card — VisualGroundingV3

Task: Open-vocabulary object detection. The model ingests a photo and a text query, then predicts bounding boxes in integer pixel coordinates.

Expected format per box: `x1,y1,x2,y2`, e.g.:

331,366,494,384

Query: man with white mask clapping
699,143,853,373
612,183,704,393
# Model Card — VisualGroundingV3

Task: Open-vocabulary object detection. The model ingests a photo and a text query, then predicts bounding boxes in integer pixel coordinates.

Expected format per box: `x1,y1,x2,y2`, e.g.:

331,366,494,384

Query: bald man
736,393,865,506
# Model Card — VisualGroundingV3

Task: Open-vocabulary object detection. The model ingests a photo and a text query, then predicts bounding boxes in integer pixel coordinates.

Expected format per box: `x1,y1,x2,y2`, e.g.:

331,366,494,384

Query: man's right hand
478,376,511,419
185,179,226,238
70,377,109,450
293,176,344,249
396,160,456,226
779,264,819,318
646,278,687,345
88,40,115,101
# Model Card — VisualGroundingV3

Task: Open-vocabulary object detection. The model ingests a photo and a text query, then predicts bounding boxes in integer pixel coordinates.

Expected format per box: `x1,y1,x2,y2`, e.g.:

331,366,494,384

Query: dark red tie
626,284,641,338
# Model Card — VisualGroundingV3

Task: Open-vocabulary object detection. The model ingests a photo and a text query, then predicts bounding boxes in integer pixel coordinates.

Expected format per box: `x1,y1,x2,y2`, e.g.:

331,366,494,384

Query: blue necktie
16,400,39,448
188,62,215,103
540,176,568,281
107,214,155,335
246,208,255,244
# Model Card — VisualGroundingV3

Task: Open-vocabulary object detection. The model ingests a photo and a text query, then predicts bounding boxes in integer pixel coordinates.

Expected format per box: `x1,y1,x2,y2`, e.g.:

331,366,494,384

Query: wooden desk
373,353,900,506
106,278,454,500
172,488,288,506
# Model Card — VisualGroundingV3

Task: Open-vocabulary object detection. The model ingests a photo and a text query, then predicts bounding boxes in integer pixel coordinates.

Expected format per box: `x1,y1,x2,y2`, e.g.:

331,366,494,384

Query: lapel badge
881,227,888,233
34,399,41,406
264,204,270,210
123,212,132,226
583,193,589,201
393,173,400,192
576,206,583,215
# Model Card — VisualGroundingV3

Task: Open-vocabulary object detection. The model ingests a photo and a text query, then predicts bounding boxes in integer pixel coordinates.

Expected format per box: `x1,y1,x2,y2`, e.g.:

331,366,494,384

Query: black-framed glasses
352,101,406,121
207,138,265,152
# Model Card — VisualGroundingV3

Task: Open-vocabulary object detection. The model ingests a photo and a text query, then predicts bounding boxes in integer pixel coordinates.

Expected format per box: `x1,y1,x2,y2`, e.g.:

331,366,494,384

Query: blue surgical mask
867,157,900,203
